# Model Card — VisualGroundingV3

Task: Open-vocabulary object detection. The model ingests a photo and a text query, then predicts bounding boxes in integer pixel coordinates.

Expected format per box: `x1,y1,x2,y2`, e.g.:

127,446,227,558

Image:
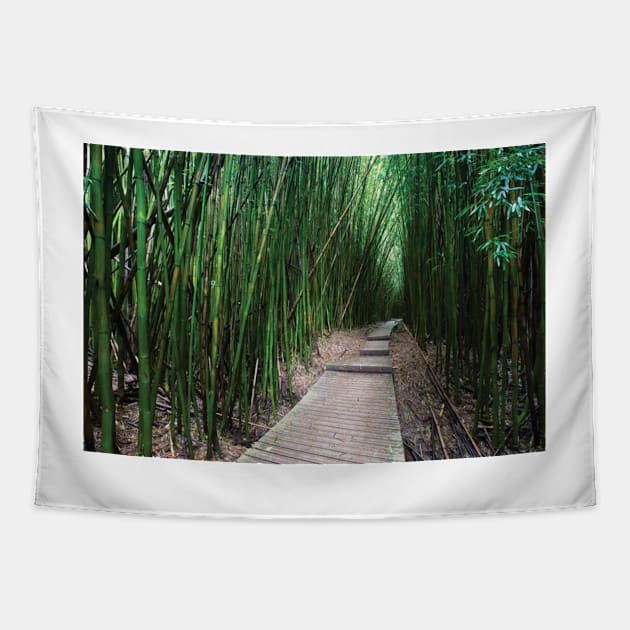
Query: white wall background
1,1,626,628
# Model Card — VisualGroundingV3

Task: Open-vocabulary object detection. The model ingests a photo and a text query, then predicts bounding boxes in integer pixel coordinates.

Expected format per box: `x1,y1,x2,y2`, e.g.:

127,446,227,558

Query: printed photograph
83,145,545,463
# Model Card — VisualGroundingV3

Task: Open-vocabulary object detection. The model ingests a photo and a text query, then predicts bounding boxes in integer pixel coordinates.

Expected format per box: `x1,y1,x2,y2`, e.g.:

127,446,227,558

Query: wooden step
326,355,392,374
360,340,390,356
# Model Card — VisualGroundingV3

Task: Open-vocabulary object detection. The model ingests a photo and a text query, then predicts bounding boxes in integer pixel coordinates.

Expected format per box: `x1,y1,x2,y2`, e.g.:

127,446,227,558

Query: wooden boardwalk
238,320,404,464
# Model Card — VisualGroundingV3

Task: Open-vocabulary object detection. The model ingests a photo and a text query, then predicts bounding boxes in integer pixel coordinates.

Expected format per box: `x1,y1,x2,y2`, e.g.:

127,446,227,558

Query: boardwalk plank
255,434,393,463
259,430,402,456
250,443,359,464
295,399,398,415
288,409,400,428
280,416,402,438
264,425,403,449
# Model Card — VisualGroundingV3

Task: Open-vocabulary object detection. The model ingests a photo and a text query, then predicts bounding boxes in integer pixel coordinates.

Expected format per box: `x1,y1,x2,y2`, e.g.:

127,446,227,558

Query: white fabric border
33,106,595,518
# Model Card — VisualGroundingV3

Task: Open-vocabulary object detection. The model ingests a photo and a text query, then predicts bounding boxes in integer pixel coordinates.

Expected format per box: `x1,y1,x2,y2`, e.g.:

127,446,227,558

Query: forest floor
390,328,484,460
390,326,542,459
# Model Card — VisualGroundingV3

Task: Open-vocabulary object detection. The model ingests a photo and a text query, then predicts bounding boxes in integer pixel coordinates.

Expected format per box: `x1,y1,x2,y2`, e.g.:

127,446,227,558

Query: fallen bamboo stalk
428,403,449,459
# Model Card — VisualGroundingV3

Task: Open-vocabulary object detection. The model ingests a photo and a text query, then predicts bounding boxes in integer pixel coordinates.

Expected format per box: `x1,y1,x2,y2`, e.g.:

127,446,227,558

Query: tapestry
34,107,595,517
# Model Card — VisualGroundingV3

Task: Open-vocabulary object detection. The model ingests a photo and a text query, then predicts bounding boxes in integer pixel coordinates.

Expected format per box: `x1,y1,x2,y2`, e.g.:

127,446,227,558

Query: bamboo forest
83,144,545,463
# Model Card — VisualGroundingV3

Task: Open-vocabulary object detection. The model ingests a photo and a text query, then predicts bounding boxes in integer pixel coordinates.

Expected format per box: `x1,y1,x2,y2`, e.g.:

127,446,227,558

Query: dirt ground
390,325,486,460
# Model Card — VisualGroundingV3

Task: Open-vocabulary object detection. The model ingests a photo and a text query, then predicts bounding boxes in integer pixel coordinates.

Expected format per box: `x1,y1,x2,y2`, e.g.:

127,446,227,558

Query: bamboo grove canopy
84,144,545,458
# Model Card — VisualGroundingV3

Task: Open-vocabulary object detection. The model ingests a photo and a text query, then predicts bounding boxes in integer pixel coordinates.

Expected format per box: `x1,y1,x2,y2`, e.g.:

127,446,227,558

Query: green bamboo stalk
131,148,153,457
90,145,116,453
207,167,228,458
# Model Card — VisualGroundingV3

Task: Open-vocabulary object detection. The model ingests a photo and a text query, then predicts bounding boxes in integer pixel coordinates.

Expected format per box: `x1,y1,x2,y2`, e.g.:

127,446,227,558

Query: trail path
238,320,404,464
